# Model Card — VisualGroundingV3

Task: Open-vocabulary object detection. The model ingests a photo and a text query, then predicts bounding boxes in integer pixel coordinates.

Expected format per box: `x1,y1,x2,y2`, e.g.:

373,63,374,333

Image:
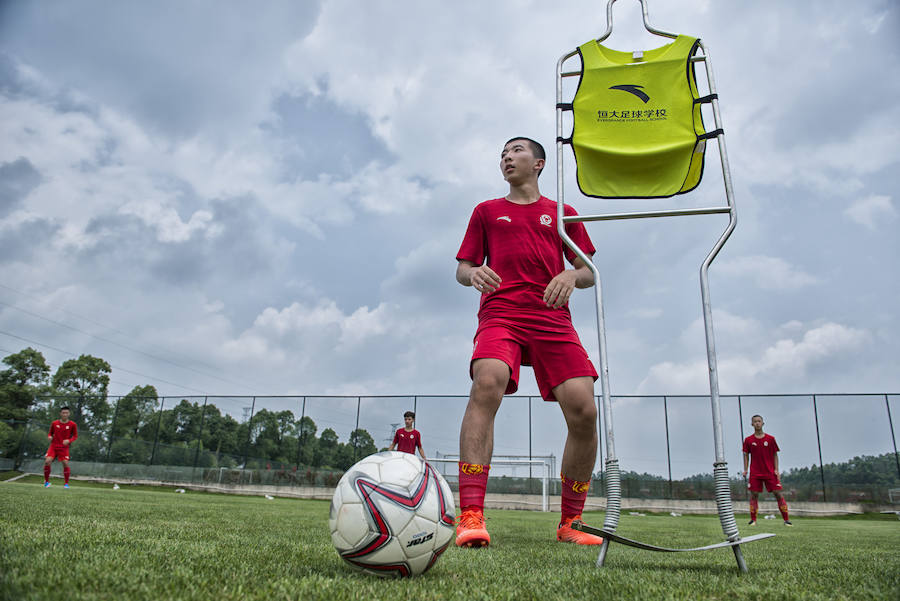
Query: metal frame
554,0,764,573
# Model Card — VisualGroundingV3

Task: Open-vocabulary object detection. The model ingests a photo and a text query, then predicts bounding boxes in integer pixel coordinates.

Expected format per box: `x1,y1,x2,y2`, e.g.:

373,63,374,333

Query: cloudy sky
1,1,898,475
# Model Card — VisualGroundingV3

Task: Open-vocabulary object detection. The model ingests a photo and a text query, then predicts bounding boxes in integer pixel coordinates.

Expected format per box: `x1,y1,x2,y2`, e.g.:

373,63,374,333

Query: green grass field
2,478,898,601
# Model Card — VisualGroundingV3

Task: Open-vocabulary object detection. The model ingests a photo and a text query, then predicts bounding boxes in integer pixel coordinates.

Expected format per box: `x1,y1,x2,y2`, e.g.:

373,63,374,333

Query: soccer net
428,456,552,512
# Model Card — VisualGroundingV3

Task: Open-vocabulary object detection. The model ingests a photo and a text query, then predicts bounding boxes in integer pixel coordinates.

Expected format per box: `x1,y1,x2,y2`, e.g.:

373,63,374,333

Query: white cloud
244,299,395,352
717,255,819,290
844,194,897,229
638,321,869,394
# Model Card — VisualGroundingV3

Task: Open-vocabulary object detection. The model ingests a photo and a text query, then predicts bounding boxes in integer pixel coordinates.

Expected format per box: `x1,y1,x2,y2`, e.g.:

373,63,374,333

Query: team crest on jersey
539,214,552,226
763,441,768,446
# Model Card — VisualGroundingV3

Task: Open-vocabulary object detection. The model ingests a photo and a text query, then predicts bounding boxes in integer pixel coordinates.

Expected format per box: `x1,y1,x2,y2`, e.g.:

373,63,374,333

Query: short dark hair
404,411,415,419
505,137,546,176
751,414,763,421
60,406,71,412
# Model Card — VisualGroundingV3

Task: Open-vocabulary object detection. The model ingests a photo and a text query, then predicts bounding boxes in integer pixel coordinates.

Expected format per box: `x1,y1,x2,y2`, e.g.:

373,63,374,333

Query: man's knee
556,378,597,425
471,359,509,400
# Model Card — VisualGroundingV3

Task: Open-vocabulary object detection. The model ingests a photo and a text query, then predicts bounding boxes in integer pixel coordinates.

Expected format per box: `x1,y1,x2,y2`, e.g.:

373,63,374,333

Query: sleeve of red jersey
416,430,423,449
456,205,486,265
48,422,54,438
562,204,595,264
392,429,400,445
741,437,749,453
772,437,779,453
69,421,78,442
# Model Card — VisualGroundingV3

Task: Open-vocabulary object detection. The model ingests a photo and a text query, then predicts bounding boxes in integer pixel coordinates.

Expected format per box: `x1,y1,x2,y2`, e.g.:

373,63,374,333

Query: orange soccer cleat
456,508,491,548
557,515,605,545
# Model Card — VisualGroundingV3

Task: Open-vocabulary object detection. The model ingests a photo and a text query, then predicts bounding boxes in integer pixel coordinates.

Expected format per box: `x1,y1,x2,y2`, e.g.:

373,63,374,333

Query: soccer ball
329,451,455,577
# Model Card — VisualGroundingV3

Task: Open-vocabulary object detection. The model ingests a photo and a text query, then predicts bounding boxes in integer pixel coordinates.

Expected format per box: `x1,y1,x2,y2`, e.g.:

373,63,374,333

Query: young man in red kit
387,411,426,460
742,414,792,526
454,137,603,547
44,406,78,488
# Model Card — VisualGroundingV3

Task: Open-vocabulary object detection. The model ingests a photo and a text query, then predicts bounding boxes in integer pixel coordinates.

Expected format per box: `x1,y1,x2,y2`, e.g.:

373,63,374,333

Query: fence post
812,395,827,502
885,394,900,480
242,397,257,469
663,396,672,499
191,397,208,481
528,397,533,482
149,398,165,466
13,419,32,471
352,397,361,463
106,397,121,462
295,397,306,470
737,395,745,499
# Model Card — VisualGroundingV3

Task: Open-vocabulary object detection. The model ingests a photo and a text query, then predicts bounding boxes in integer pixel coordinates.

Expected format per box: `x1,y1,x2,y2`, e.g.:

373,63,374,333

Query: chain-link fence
3,393,898,504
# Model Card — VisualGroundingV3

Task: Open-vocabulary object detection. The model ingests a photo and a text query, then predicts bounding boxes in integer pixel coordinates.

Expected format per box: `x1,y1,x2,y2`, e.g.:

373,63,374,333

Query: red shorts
46,446,70,461
748,474,781,493
471,317,597,402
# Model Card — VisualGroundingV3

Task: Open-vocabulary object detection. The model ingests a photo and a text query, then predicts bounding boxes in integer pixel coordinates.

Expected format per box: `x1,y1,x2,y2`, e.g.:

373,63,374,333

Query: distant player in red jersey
742,414,791,526
388,411,426,460
44,406,78,488
454,137,603,548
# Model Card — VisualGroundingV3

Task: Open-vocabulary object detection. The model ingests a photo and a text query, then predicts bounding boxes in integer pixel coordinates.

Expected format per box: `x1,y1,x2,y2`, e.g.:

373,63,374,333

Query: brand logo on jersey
609,84,650,103
763,441,768,447
539,214,552,226
496,216,511,222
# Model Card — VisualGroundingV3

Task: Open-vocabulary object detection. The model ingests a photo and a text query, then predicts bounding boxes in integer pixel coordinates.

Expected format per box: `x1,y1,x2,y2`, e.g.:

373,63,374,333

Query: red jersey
456,197,595,324
743,433,779,477
48,419,78,447
392,428,422,455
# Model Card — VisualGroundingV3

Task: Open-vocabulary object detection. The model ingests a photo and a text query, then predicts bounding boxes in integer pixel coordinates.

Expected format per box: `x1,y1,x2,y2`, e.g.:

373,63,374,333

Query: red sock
44,464,51,482
778,498,789,521
63,466,71,484
561,474,590,521
749,498,758,521
458,462,490,511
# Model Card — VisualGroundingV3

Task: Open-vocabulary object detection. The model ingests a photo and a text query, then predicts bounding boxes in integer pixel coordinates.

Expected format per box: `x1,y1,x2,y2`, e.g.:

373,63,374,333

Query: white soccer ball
329,451,455,578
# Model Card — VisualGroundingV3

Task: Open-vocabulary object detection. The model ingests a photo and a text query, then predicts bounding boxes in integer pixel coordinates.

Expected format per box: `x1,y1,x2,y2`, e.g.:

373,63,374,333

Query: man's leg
62,459,71,487
774,490,791,525
748,491,760,524
554,376,603,545
456,358,508,548
43,456,52,486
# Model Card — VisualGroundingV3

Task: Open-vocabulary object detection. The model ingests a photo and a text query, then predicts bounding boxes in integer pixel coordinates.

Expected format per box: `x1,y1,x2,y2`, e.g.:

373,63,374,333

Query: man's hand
543,270,578,308
742,470,748,478
63,439,70,446
468,265,502,294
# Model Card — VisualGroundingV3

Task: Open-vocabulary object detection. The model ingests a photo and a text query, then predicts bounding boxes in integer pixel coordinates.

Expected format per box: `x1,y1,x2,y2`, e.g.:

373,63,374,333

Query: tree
109,385,158,440
348,428,377,462
297,416,317,465
51,354,112,432
315,428,339,468
0,348,51,422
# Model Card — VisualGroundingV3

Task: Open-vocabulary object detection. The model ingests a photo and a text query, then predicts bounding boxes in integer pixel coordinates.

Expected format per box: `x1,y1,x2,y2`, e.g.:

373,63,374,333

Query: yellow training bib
568,35,719,198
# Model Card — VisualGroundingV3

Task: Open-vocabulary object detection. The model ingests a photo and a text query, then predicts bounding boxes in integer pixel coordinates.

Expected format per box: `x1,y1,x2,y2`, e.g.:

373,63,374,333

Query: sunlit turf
1,480,898,601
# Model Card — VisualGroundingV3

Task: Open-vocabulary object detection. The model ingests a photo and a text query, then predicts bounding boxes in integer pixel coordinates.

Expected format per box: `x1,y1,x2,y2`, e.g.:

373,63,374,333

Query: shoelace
458,511,485,528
